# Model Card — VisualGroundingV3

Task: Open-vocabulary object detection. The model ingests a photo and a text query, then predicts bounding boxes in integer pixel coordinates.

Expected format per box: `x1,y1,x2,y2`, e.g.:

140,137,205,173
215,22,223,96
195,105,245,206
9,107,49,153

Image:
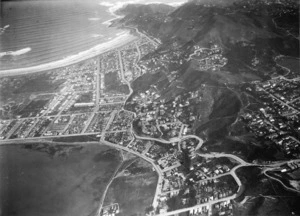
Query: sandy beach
0,1,132,78
0,0,185,78
0,32,136,77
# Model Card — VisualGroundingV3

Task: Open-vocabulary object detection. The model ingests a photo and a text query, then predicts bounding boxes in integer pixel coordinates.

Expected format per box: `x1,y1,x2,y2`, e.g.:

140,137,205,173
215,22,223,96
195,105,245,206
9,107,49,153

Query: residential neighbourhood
0,34,299,216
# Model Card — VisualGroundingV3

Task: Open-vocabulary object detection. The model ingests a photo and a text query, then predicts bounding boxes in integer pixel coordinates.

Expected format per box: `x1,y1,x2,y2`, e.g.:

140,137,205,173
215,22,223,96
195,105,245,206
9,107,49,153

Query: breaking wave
0,47,32,58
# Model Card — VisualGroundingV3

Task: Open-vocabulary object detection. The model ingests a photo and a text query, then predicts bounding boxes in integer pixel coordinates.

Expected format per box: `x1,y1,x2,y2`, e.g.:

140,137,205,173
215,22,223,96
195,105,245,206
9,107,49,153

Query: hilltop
119,0,299,161
116,1,300,214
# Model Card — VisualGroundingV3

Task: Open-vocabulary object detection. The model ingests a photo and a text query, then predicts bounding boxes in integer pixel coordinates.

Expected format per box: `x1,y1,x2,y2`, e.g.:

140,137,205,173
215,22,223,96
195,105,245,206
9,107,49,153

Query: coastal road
0,138,100,146
0,132,99,145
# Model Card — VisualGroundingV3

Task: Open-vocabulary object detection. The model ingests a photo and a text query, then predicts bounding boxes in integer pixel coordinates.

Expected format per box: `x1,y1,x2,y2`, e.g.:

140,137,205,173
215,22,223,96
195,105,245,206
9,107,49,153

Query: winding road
2,30,299,216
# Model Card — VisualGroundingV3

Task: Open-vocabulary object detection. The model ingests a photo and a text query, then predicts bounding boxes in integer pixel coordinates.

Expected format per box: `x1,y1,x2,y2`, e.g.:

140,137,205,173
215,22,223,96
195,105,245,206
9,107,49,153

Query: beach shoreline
0,1,186,78
0,1,134,78
0,32,137,77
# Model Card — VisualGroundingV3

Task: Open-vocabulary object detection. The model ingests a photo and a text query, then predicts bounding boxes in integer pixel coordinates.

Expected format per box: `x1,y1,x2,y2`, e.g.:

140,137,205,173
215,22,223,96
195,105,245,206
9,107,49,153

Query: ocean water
0,0,123,70
0,0,187,70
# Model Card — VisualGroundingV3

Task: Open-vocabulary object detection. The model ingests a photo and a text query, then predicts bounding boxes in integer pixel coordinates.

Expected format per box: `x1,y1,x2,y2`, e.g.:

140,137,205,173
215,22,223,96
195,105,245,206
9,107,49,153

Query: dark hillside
121,0,299,162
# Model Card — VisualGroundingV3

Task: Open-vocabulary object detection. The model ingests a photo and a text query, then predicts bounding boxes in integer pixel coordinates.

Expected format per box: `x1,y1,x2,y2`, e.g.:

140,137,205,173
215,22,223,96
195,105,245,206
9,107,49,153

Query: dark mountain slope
117,1,299,55
119,2,300,214
121,1,299,161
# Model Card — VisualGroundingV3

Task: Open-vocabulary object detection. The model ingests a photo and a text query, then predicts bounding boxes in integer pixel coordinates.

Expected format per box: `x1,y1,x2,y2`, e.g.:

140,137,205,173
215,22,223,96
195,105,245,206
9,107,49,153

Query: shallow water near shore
0,0,187,71
0,143,122,216
0,0,122,70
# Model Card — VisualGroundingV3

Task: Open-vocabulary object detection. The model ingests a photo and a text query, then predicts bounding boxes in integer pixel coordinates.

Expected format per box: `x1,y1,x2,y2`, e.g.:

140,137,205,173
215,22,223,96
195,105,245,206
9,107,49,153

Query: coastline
0,32,136,77
0,0,186,78
101,2,125,26
0,1,130,78
101,0,186,26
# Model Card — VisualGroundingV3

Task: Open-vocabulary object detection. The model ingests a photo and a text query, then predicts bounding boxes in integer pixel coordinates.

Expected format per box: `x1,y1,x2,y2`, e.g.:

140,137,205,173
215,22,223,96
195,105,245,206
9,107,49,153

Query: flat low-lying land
0,143,122,216
104,158,158,216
